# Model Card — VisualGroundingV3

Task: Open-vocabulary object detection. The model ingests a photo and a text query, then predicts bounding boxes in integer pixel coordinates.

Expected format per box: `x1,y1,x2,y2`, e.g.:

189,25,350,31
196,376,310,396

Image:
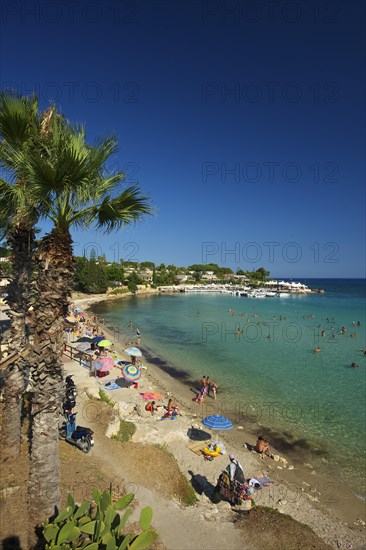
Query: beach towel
140,391,163,401
254,476,272,487
186,440,211,455
101,379,121,390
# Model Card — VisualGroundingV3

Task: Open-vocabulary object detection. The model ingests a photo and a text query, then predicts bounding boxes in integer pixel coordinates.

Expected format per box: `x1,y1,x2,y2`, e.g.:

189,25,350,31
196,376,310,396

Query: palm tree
0,93,41,460
24,116,152,526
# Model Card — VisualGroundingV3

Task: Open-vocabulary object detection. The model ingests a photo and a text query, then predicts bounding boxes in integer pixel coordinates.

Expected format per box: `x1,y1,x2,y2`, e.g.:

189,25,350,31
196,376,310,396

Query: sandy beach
68,291,366,549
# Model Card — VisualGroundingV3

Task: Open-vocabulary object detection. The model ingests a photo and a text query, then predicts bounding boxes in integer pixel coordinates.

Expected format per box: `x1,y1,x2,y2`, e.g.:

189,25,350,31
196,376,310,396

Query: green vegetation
74,257,109,294
111,288,130,295
1,251,271,290
0,91,152,527
98,389,115,407
112,420,137,442
42,485,157,549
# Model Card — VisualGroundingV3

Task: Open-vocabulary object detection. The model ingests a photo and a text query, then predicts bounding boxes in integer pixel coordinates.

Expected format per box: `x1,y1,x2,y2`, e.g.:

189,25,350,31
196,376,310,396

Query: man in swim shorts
256,435,273,457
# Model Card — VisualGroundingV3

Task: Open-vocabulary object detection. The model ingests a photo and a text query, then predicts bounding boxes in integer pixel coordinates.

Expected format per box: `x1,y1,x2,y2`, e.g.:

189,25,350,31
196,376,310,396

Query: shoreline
72,291,366,547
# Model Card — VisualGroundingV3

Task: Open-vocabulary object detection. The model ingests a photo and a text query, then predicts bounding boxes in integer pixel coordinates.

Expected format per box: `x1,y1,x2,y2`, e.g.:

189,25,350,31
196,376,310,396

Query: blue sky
1,0,365,277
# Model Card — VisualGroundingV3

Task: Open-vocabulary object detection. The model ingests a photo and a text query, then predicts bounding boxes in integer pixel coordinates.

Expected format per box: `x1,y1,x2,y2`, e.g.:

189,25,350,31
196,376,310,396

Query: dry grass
235,506,332,550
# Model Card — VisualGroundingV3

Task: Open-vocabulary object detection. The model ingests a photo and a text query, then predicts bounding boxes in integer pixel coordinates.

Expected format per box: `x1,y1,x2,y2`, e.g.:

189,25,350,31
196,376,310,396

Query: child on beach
211,380,218,400
193,391,204,404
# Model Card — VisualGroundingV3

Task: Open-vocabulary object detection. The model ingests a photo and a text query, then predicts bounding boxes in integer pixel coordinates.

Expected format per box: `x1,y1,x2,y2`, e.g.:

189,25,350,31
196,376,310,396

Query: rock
105,415,120,438
0,485,21,498
204,513,218,522
238,426,244,430
215,501,232,512
273,454,280,462
277,466,283,470
85,387,100,399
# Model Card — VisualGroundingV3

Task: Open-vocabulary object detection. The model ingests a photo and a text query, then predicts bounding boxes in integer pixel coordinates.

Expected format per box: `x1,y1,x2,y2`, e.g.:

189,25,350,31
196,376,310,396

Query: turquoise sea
91,279,366,498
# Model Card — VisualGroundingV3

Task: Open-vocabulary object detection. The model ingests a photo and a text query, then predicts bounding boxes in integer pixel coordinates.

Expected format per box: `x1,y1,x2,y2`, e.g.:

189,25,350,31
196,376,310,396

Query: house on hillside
201,271,219,282
137,269,153,282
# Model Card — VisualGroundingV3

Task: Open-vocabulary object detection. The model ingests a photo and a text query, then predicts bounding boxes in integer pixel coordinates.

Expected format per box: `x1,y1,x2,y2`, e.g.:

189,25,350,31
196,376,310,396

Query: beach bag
234,465,245,484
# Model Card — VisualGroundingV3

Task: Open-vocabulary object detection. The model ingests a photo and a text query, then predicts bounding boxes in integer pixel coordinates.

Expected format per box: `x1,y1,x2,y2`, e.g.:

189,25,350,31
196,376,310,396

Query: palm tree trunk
28,227,75,528
1,225,34,460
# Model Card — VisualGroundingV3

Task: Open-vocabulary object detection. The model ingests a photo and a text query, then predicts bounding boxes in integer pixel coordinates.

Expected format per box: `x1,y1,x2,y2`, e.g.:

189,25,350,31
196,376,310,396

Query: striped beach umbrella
202,414,233,431
123,346,142,357
121,363,141,382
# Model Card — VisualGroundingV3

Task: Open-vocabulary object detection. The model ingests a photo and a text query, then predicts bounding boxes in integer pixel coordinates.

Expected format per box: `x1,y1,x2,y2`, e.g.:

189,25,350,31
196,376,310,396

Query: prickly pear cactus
42,485,157,549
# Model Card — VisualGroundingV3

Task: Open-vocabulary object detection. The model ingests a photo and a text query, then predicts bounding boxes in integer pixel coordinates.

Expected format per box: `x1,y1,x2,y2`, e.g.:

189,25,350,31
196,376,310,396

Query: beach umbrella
97,339,112,348
74,307,81,312
92,336,105,343
202,414,233,431
99,356,116,369
75,342,91,352
92,359,103,371
121,363,141,382
64,318,76,326
124,346,142,357
66,316,77,323
75,336,93,343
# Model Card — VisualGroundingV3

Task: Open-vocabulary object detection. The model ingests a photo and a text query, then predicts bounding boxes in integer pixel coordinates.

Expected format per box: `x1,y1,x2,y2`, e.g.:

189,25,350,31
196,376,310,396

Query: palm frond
86,185,152,233
0,92,39,148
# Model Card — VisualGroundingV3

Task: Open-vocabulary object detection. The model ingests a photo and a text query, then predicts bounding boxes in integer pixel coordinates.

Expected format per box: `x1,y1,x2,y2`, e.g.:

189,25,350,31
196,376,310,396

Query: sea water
91,279,366,497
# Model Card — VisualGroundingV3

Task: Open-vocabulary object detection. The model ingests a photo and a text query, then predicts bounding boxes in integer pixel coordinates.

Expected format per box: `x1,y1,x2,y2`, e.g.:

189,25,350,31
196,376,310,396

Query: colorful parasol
121,363,141,382
97,339,112,347
99,356,116,369
124,346,142,357
202,414,233,431
65,316,77,323
92,360,103,371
